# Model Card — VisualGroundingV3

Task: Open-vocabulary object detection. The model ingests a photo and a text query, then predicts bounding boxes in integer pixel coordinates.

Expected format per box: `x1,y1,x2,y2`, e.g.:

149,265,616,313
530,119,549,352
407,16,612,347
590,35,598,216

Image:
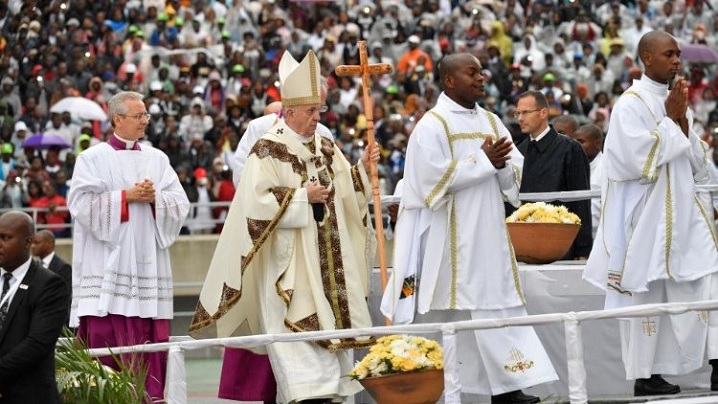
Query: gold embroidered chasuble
189,120,374,351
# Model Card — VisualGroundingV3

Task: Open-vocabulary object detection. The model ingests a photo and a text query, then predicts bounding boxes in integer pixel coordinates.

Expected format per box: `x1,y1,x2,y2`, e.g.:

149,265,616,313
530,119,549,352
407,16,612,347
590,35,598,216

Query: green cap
543,72,557,82
232,64,246,73
157,12,169,22
135,30,145,38
175,17,184,26
78,134,92,144
221,30,231,39
128,25,139,33
217,17,226,24
1,143,13,154
386,85,399,94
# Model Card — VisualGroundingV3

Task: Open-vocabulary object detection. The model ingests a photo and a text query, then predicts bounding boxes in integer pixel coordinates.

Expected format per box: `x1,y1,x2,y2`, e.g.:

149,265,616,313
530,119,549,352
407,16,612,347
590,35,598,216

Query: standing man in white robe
67,91,190,402
381,53,558,404
583,31,718,396
190,50,379,404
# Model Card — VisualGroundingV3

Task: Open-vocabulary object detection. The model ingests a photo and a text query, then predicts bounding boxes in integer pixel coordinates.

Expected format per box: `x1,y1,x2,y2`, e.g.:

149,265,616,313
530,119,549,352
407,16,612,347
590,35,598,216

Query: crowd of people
1,0,718,236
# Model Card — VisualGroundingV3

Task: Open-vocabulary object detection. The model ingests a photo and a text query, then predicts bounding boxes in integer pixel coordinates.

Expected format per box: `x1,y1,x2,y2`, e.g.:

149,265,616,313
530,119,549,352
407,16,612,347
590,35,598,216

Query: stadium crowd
0,0,717,236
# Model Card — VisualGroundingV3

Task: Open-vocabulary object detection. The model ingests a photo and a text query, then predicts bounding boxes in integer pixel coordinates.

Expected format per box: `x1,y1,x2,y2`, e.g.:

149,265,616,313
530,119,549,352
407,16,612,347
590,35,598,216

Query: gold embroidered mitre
278,49,321,107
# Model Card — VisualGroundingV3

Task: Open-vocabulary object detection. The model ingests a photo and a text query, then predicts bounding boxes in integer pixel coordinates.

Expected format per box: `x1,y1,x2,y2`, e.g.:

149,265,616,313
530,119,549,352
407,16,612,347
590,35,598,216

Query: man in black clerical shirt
512,91,592,259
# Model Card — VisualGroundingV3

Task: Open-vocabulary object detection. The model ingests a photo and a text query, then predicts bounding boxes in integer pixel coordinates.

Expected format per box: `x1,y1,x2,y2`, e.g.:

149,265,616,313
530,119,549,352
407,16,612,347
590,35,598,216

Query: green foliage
55,331,148,404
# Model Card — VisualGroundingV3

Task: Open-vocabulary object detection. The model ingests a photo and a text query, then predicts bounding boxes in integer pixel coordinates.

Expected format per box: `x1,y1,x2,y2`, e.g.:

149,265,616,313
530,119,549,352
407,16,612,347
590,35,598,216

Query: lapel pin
19,284,28,290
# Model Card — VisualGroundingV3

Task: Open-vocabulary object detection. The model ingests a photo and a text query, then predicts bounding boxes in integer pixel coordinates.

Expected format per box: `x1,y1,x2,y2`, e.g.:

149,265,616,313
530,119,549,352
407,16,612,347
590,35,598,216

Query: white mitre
278,49,322,107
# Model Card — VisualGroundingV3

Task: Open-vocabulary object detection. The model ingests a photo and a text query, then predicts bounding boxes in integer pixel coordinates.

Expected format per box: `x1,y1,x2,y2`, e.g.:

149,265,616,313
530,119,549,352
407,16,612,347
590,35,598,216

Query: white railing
79,299,718,404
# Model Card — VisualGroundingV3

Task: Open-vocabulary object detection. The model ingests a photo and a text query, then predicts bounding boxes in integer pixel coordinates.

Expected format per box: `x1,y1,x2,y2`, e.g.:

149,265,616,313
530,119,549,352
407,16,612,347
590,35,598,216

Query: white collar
42,251,55,267
530,125,551,142
1,257,32,283
440,92,480,115
0,257,32,307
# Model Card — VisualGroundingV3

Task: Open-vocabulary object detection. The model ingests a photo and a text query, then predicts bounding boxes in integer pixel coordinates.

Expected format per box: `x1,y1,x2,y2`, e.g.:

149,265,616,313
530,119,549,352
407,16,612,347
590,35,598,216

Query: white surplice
67,143,190,326
589,152,605,237
583,76,718,379
381,93,558,396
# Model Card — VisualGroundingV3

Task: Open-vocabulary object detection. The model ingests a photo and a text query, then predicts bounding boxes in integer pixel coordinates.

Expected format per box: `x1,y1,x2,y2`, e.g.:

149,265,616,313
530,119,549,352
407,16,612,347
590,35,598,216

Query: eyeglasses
303,106,329,116
119,113,151,121
513,109,541,118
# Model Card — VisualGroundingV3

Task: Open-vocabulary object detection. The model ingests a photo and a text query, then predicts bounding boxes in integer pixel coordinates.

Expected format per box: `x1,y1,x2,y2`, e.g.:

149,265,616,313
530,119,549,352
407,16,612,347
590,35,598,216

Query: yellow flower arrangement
349,335,444,380
506,202,581,224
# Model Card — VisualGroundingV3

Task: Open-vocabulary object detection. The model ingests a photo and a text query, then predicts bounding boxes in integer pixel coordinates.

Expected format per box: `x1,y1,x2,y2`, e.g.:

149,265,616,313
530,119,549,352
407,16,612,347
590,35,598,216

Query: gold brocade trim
642,130,660,182
485,110,500,140
189,301,212,332
622,90,662,182
511,163,522,190
695,196,718,250
323,211,344,328
449,198,458,309
448,133,494,144
242,189,295,274
428,110,453,154
283,318,376,350
424,160,457,208
351,165,365,194
506,224,525,304
664,165,673,278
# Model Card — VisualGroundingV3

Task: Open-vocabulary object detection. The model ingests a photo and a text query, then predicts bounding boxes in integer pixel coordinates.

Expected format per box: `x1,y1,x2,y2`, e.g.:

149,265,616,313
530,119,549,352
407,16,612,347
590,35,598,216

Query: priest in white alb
189,50,379,404
583,31,718,396
381,53,558,404
67,91,190,401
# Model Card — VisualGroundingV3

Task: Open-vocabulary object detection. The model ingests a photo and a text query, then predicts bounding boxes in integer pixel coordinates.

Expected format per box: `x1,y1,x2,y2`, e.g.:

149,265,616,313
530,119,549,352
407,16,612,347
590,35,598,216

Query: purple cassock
219,348,277,401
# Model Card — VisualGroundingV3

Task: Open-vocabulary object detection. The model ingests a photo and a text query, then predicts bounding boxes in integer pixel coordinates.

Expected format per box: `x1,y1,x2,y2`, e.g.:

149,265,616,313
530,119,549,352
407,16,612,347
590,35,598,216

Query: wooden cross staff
335,41,393,325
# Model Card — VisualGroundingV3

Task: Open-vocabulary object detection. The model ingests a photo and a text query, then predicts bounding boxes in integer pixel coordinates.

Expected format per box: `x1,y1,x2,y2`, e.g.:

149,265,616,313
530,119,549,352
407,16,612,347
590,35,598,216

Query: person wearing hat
397,34,434,75
11,121,28,159
540,72,563,101
0,143,16,182
191,50,379,404
150,12,178,47
67,91,190,402
1,77,21,120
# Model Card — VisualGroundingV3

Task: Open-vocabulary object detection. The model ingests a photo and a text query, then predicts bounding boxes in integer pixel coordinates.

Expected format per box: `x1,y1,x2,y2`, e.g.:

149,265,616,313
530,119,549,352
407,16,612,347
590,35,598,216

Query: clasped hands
126,179,156,203
665,76,689,137
482,136,513,169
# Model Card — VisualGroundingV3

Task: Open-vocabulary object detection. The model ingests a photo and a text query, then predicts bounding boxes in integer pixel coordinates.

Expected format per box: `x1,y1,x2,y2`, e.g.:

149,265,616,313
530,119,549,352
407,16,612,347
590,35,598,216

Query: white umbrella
50,97,108,121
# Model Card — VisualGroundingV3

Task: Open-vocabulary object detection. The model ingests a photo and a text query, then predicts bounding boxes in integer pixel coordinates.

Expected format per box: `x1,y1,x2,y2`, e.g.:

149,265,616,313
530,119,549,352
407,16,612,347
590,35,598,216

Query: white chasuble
190,121,374,403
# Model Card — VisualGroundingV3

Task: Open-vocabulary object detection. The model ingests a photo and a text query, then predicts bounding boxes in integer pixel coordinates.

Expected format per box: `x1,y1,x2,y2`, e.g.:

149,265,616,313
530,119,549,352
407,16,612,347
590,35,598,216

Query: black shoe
634,374,681,396
710,359,718,391
491,390,541,404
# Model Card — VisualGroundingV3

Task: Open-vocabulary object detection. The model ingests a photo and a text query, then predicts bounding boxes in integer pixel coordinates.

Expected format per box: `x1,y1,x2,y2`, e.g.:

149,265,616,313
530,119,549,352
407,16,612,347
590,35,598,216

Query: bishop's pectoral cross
335,41,393,325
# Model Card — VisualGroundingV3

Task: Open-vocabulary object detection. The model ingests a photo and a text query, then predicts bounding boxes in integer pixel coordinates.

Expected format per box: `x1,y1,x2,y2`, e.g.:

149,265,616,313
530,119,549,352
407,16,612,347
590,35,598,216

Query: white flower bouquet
506,202,581,224
349,334,444,380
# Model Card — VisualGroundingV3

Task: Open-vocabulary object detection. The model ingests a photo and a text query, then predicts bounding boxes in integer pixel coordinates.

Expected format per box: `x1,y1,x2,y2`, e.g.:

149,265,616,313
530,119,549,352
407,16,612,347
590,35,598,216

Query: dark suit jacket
513,127,593,258
47,254,72,326
0,262,69,403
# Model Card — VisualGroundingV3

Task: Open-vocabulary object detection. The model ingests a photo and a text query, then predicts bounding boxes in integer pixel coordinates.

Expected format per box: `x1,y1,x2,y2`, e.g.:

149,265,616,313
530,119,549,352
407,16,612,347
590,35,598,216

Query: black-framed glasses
119,113,151,121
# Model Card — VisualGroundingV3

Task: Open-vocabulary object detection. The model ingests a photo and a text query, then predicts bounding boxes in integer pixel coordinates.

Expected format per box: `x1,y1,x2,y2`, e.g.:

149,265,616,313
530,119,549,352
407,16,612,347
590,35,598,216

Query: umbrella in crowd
22,133,72,150
680,43,718,64
50,97,108,121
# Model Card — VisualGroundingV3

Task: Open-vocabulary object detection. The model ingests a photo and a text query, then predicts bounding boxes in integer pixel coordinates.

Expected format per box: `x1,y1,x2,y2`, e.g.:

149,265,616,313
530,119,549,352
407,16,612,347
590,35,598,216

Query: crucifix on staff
335,41,394,325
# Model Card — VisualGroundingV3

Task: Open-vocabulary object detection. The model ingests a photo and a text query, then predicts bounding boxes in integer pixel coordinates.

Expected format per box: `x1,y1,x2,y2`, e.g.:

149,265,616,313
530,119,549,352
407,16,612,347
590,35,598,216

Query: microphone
312,203,325,222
